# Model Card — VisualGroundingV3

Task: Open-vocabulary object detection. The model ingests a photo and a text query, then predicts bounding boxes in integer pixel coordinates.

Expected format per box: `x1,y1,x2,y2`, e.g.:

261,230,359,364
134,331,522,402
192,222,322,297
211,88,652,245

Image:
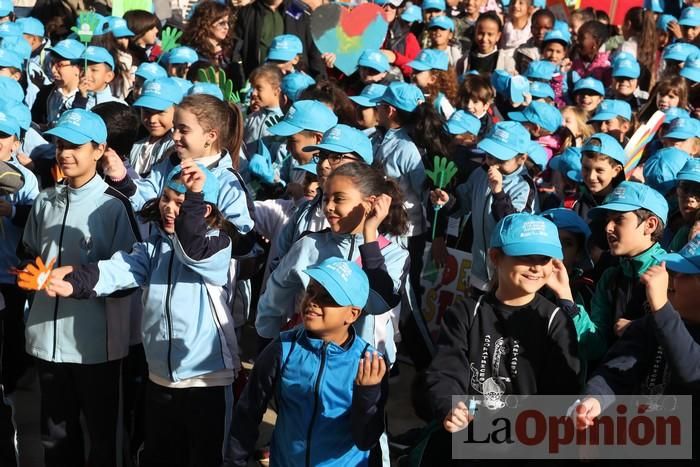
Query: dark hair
532,9,555,26
422,67,459,105
595,10,610,24
457,73,495,108
571,8,596,24
182,0,233,62
177,94,244,168
139,196,230,233
249,64,283,88
476,11,503,32
299,80,356,126
90,32,128,96
124,10,160,40
327,163,409,236
577,20,610,48
408,103,452,158
653,76,689,110
633,208,665,242
91,102,140,157
29,1,75,43
624,7,644,33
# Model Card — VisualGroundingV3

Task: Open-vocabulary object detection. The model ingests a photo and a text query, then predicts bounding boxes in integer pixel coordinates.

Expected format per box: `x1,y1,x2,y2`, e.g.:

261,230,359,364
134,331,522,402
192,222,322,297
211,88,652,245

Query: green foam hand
71,12,100,43
197,67,241,103
426,156,458,240
159,26,182,56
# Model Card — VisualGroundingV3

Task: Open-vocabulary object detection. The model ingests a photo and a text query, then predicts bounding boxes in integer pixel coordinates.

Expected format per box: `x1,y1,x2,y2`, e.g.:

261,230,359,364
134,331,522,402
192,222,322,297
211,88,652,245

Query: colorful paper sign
310,3,388,76
580,0,643,26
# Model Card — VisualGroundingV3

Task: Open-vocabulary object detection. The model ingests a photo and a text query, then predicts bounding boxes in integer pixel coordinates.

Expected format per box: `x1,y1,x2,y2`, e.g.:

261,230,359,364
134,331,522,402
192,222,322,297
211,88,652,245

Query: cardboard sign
310,3,388,76
420,244,472,340
580,0,643,26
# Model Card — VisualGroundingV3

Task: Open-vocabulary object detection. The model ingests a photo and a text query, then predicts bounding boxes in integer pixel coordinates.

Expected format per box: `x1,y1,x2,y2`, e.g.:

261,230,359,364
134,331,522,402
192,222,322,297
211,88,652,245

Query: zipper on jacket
305,342,328,467
164,249,175,380
347,234,356,261
52,192,70,360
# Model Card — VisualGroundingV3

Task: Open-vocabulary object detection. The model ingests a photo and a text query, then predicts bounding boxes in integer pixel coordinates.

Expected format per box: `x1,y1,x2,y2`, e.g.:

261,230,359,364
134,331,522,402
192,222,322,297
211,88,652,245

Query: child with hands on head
45,161,237,467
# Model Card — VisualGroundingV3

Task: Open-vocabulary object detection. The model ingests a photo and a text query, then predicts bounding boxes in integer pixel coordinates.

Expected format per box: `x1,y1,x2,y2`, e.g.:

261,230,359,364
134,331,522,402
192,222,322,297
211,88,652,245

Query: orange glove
15,257,56,291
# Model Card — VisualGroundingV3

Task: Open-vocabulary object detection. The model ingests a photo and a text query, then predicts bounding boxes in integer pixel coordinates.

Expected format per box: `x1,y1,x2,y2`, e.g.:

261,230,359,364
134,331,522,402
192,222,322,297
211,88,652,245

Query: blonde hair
562,106,594,141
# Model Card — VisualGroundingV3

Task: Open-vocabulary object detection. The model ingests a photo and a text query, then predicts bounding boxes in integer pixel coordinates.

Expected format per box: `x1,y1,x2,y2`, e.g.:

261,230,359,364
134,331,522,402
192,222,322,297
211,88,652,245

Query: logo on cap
114,19,127,28
610,186,626,199
286,106,296,119
326,260,352,281
327,127,342,142
519,220,547,238
493,128,510,143
147,82,162,95
65,112,82,126
369,52,383,62
0,112,6,122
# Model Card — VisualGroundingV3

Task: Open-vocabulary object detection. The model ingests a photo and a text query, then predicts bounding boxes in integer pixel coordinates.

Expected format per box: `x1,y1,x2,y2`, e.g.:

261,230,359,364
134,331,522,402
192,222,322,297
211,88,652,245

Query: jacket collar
57,173,105,200
619,242,666,277
299,326,358,354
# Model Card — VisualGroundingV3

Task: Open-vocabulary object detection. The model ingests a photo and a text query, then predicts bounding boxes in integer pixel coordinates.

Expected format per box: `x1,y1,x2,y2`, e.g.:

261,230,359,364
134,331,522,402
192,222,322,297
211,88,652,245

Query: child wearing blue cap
20,108,141,466
508,100,564,159
426,16,463,67
456,73,496,138
164,46,199,79
76,46,123,109
243,65,284,150
588,99,634,143
512,10,555,74
572,77,605,114
431,121,538,293
670,158,700,252
609,55,647,111
662,116,700,157
129,77,184,176
232,257,388,466
426,213,580,458
408,49,457,119
349,83,386,141
44,161,238,467
34,39,84,126
265,34,303,75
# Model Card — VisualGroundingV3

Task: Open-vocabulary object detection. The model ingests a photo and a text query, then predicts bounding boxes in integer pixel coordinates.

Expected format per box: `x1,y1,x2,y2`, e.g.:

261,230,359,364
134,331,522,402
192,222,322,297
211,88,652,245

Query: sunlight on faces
542,42,567,65
491,250,554,295
429,28,452,48
475,19,501,54
581,154,622,195
575,91,603,113
412,69,436,89
300,280,360,337
210,16,230,42
172,108,218,159
604,211,658,256
50,59,80,84
596,117,629,135
286,131,321,164
382,4,397,23
158,186,213,234
663,136,700,155
84,63,114,92
531,15,553,43
465,0,485,16
0,132,18,161
141,26,159,46
509,0,531,21
250,76,281,109
466,98,489,117
141,106,175,138
613,77,637,97
657,91,680,111
323,175,374,234
55,139,105,186
356,106,378,129
485,154,526,175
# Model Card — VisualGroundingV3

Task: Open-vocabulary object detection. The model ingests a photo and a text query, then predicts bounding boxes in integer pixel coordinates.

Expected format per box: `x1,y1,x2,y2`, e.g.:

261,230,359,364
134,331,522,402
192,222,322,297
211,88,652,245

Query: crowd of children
0,0,698,466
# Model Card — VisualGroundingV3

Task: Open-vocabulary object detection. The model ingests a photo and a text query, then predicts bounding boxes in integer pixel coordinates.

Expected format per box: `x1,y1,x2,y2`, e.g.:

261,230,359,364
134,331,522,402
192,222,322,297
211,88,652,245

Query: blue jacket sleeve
352,370,389,451
652,302,700,385
360,241,401,309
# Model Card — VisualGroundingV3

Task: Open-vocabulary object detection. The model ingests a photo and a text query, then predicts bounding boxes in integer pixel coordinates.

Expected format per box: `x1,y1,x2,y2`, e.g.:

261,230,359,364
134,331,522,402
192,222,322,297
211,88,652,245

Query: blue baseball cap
663,42,699,62
106,16,134,38
428,15,454,31
44,109,107,145
269,100,338,136
491,70,529,105
526,141,548,170
266,34,303,62
134,78,185,111
422,0,445,10
1,36,30,61
656,234,700,274
644,0,664,13
0,76,23,103
16,17,45,37
294,161,317,175
509,101,562,133
643,147,689,194
664,117,700,140
165,163,220,205
680,54,700,83
0,21,21,38
281,72,315,102
444,110,480,136
530,81,555,100
588,181,669,224
0,109,20,138
0,0,13,17
581,133,626,165
303,124,373,164
0,49,23,70
349,83,387,108
401,4,423,23
541,208,591,239
305,257,370,309
663,107,690,123
135,62,168,81
378,81,424,112
187,82,224,100
408,49,449,71
477,121,531,160
542,28,571,46
553,20,569,34
573,77,604,96
48,39,85,61
166,46,198,65
524,60,557,81
612,58,640,79
657,14,677,32
490,213,563,259
0,100,30,131
358,49,391,73
548,147,583,182
589,99,632,122
678,157,700,183
679,7,700,27
82,46,114,70
170,77,193,94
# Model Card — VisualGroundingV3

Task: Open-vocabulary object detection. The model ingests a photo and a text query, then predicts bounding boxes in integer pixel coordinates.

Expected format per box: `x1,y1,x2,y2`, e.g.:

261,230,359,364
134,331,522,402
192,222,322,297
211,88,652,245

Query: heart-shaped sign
310,3,389,76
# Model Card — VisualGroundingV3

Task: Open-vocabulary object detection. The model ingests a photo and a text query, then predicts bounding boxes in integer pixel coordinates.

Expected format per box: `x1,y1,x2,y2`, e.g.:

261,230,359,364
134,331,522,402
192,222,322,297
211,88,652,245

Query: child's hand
573,398,601,430
179,159,205,193
321,52,336,69
640,263,669,312
45,266,75,298
430,188,449,207
545,259,574,302
487,166,503,194
78,74,90,98
380,49,396,64
668,21,683,40
560,58,572,73
355,351,386,386
614,318,632,337
364,193,392,242
432,236,448,268
444,401,473,433
101,147,127,181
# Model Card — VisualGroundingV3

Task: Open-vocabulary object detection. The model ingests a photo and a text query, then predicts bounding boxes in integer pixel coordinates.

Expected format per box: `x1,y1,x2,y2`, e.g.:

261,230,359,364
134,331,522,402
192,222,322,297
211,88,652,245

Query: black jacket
233,0,326,80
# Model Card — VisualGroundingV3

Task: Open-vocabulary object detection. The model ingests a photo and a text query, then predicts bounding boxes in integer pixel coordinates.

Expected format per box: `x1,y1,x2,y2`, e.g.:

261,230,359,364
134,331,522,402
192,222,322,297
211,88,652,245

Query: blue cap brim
680,68,700,83
305,268,354,307
664,130,696,140
565,169,583,183
612,71,639,79
267,51,297,62
358,61,389,73
679,173,700,183
349,95,376,107
294,162,317,175
507,111,529,122
44,126,92,145
112,29,134,38
0,121,18,138
303,142,354,154
589,112,618,122
268,120,304,137
133,95,176,111
48,47,81,60
501,243,563,260
655,253,700,274
587,202,641,219
477,139,519,160
408,60,431,71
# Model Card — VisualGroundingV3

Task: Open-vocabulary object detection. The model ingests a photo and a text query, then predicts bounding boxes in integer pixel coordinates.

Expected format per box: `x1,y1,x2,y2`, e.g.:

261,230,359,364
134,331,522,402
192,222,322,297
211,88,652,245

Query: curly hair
422,67,459,107
182,1,233,62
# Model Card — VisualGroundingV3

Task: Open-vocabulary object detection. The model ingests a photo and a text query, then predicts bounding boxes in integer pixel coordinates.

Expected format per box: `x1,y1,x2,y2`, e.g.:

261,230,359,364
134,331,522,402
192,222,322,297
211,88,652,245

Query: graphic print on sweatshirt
470,334,520,411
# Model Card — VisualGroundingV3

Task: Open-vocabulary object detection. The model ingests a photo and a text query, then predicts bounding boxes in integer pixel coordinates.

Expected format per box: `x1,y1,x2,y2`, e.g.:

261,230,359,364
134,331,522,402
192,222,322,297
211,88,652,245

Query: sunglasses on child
312,150,363,165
